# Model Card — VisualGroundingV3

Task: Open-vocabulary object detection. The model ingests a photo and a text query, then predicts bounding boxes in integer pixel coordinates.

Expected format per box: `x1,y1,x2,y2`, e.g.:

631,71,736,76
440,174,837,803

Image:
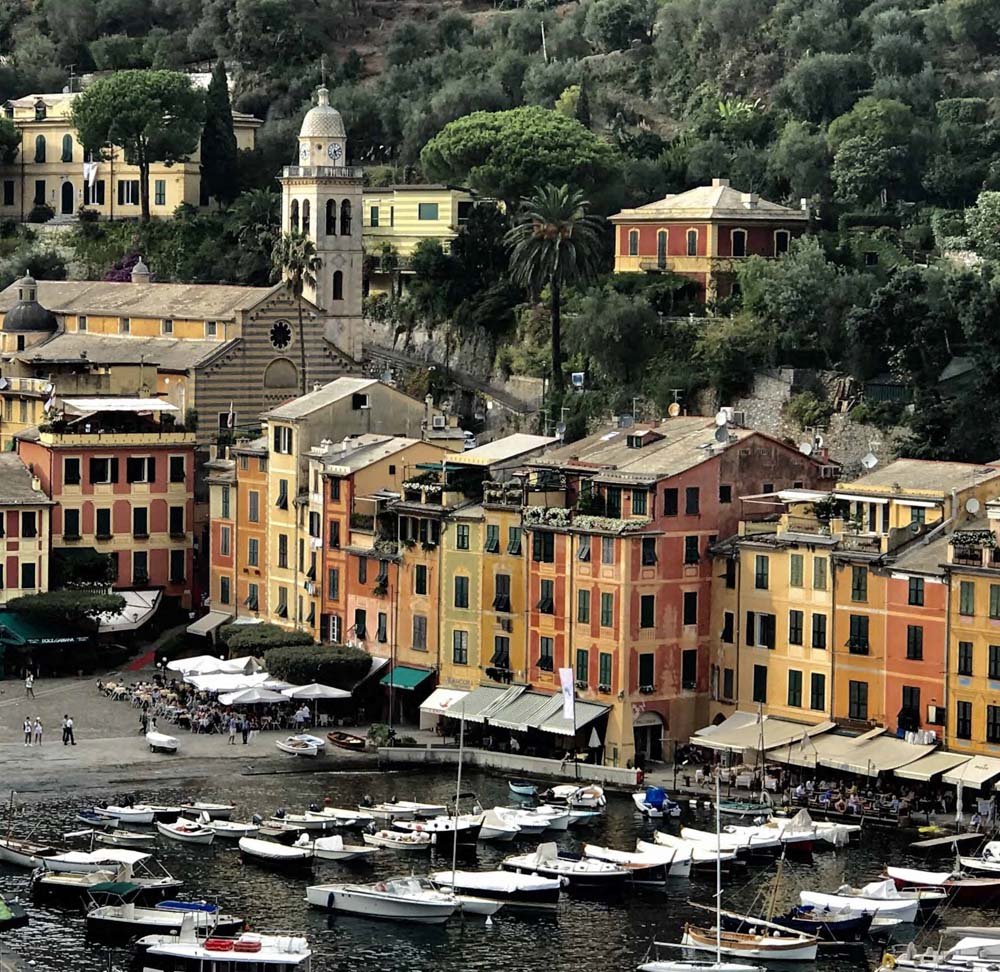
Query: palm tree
271,231,321,396
505,184,604,394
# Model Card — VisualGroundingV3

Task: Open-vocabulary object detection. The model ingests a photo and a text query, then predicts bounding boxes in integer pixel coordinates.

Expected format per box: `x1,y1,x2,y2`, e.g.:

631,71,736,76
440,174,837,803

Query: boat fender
375,883,387,892
415,824,424,832
362,795,373,807
309,804,320,813
882,955,897,969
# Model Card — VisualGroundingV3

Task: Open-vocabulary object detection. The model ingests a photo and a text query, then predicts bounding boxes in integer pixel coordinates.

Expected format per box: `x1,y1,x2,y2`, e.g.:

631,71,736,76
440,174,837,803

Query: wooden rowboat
681,923,818,961
327,730,366,752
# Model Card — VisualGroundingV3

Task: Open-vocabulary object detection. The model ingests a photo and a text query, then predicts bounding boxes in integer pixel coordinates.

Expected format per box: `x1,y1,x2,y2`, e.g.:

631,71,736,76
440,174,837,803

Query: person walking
33,717,42,746
62,714,76,746
241,716,249,745
23,717,31,746
227,716,237,745
24,672,34,698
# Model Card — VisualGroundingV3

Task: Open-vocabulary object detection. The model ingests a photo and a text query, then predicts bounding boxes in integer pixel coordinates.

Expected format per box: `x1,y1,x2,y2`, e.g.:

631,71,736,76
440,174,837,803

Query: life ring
882,954,897,969
835,799,847,814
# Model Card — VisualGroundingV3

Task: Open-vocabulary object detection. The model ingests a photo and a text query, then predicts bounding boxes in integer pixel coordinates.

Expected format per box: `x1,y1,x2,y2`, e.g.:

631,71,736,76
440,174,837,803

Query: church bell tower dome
297,87,347,167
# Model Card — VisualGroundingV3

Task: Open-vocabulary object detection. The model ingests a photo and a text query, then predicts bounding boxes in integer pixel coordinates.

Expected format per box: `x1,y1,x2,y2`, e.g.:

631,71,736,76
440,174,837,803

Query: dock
0,948,30,972
909,832,983,851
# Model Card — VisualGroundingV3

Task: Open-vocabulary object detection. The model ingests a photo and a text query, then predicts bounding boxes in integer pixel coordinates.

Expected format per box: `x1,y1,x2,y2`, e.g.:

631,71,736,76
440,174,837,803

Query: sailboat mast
451,702,465,880
715,770,722,963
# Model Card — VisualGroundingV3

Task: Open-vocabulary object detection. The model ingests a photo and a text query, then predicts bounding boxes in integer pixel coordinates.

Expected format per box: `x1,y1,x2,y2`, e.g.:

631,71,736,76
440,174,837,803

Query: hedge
264,644,372,689
219,622,313,652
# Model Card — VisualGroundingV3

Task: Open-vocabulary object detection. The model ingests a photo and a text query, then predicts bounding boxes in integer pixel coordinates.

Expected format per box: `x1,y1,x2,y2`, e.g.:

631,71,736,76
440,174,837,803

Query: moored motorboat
959,840,1000,874
39,849,154,875
156,819,215,845
86,894,242,942
91,805,156,825
724,821,813,856
276,734,324,758
190,817,260,840
94,830,156,849
638,943,762,972
178,802,235,821
799,877,943,922
540,784,605,809
682,826,779,857
135,925,312,971
713,903,874,943
647,834,738,870
432,868,562,911
885,864,1000,905
238,837,313,873
326,730,366,752
257,820,307,845
680,923,818,962
716,800,773,820
532,805,571,831
304,807,373,828
633,787,683,819
394,814,482,850
0,835,59,869
584,842,691,882
269,811,338,832
508,780,537,798
879,936,1000,971
491,806,549,836
478,808,520,842
361,800,448,822
295,834,377,862
362,829,433,852
305,877,457,924
32,866,182,906
502,842,629,890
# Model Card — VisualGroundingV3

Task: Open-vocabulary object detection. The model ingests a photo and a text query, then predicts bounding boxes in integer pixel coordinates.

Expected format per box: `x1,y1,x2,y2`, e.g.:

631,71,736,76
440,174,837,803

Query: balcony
0,376,50,396
847,640,870,655
838,533,883,554
281,164,363,179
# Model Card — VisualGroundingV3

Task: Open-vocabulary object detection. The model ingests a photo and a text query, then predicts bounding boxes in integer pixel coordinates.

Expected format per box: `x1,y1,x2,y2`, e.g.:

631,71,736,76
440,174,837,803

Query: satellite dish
714,426,729,444
799,442,814,456
667,402,681,418
967,497,981,515
861,452,879,470
42,382,53,394
714,410,728,427
555,422,566,439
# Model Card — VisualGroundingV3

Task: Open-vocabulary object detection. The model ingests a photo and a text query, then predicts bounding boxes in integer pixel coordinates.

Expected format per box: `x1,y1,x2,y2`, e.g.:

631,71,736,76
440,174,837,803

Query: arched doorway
60,181,74,215
634,710,665,763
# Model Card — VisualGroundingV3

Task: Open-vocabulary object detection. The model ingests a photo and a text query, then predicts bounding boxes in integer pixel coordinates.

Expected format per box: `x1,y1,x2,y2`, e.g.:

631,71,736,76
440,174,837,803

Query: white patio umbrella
281,683,351,723
218,687,288,706
166,655,226,675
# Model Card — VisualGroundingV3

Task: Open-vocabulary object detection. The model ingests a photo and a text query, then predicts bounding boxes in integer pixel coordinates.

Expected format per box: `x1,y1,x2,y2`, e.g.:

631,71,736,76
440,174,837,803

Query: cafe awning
895,750,973,782
99,590,162,633
186,610,233,638
0,611,88,646
491,691,561,731
445,685,512,723
811,731,936,777
419,688,469,717
380,665,434,691
537,699,609,737
942,755,1000,788
693,711,835,754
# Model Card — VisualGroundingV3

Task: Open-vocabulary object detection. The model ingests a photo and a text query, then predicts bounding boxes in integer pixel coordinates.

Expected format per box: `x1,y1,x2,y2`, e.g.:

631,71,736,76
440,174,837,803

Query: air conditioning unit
432,415,446,429
731,409,747,428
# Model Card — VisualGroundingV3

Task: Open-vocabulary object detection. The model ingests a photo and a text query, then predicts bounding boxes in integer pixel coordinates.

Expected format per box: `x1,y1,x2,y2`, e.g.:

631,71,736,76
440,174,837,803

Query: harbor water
0,767,984,971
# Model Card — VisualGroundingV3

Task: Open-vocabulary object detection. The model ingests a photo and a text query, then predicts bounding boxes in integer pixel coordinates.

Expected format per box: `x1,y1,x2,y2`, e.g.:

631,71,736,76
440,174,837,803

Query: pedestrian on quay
241,716,250,745
228,716,237,745
23,717,31,746
24,672,34,698
33,717,42,746
62,714,76,746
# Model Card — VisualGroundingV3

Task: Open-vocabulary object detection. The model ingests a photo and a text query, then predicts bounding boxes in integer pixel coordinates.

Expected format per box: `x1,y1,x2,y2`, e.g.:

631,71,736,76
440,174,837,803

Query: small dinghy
269,810,338,832
633,786,683,819
502,842,629,890
508,780,538,798
306,877,458,924
276,734,325,758
0,893,28,931
294,834,376,862
0,835,59,869
541,784,605,809
191,815,259,840
145,731,178,754
257,820,307,845
94,830,156,849
585,842,692,882
681,922,819,961
362,829,433,852
179,803,235,821
238,837,313,873
432,869,562,911
393,814,482,851
327,730,366,752
92,805,156,825
156,819,215,846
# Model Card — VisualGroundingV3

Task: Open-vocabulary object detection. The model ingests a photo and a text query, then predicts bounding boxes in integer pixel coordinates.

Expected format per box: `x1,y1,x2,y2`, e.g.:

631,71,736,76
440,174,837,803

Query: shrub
784,391,833,430
263,643,372,689
219,622,313,652
27,203,54,224
367,723,391,746
7,590,126,630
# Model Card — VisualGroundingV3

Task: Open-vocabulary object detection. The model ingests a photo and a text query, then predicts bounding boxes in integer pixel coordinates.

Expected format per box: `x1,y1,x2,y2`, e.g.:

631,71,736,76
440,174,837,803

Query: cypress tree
575,77,592,131
201,59,239,207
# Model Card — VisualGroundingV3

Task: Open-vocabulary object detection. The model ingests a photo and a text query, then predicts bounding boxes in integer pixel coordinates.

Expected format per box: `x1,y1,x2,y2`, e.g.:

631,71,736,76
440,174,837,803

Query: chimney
30,475,41,493
711,178,730,188
800,197,809,213
131,256,151,284
742,192,758,208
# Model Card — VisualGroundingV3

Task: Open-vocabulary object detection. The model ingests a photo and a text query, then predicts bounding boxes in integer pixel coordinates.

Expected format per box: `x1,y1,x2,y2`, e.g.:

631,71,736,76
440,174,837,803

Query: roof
61,397,177,414
0,279,273,321
233,435,267,456
15,332,227,371
365,184,473,194
530,418,758,484
299,86,345,138
450,433,558,468
891,533,950,575
0,454,50,506
317,435,420,474
610,179,809,224
839,459,1000,496
265,377,379,421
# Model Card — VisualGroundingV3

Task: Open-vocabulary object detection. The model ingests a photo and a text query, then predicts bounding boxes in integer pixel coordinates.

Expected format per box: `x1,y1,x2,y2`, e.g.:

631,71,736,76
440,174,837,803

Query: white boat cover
885,866,951,886
693,712,835,754
431,869,560,892
314,836,344,852
858,878,905,899
46,849,149,866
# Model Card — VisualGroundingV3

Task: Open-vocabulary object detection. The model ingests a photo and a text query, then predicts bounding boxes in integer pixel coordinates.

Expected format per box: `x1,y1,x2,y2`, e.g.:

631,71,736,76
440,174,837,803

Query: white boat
682,826,780,855
509,780,537,798
31,864,182,903
361,801,448,822
179,802,235,821
531,805,571,831
633,787,683,819
568,808,603,826
94,830,156,849
432,869,562,911
478,809,520,842
191,817,260,840
680,924,818,962
800,879,926,923
40,849,153,875
960,840,1000,874
393,814,482,849
135,922,312,971
304,807,373,828
305,877,457,924
362,829,433,852
238,837,313,872
542,783,606,809
156,819,215,845
86,897,243,940
640,955,761,972
585,842,692,881
881,936,1000,971
502,842,629,890
269,812,339,832
0,835,59,869
276,735,323,758
295,834,376,862
491,806,549,835
648,834,738,867
145,731,178,753
92,805,156,825
723,821,813,853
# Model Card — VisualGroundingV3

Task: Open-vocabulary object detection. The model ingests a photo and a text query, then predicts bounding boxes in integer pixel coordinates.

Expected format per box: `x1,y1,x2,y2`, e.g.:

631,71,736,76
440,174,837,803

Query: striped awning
491,691,561,731
895,751,972,782
537,699,609,737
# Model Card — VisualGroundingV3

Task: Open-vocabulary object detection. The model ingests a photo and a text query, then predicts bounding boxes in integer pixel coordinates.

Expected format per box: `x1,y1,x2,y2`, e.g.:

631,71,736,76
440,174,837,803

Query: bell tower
279,85,363,361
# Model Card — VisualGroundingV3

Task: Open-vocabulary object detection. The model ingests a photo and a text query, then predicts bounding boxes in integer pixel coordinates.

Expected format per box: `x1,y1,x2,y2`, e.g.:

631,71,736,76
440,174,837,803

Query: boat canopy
88,881,142,895
692,712,834,754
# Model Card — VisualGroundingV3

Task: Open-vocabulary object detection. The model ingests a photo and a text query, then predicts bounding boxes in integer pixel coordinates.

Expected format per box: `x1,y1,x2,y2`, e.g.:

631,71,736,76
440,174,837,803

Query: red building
521,416,836,765
609,178,809,302
17,397,197,607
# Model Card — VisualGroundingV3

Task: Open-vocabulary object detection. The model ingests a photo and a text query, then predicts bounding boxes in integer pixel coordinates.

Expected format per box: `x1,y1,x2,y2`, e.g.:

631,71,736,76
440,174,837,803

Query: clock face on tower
327,142,343,162
299,144,309,163
270,320,292,350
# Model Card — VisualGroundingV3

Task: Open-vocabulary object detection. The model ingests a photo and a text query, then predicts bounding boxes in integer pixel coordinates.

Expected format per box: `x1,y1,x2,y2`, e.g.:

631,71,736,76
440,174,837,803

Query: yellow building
438,505,485,690
362,185,478,294
1,90,259,220
0,453,51,606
